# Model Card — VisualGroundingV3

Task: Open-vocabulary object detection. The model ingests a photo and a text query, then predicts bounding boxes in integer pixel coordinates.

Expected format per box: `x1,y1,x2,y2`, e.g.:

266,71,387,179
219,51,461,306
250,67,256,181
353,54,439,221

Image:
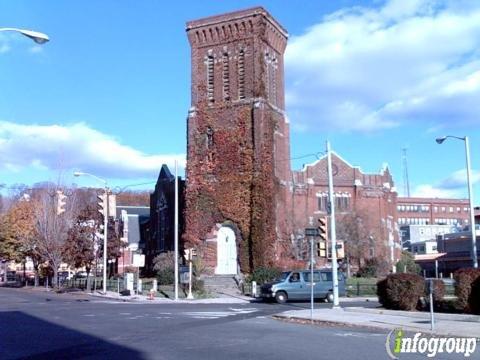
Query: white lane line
180,309,258,319
334,332,384,338
229,308,258,314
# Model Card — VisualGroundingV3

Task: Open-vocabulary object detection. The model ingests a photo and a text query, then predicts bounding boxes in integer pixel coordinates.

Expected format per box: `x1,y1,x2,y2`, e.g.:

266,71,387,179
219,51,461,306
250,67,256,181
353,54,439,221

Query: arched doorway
215,226,237,275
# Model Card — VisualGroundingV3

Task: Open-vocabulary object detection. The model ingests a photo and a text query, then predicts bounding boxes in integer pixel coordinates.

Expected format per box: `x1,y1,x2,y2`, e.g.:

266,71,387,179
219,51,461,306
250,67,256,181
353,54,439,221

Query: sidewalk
274,306,480,338
89,290,252,304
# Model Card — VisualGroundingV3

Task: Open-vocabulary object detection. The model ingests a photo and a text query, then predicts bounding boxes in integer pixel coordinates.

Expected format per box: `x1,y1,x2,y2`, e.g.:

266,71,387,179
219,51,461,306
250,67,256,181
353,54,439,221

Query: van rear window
303,272,320,282
321,272,332,281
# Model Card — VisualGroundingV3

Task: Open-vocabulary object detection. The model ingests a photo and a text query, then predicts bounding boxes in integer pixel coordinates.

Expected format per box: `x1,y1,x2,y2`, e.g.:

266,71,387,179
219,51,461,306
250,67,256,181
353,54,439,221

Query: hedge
454,268,480,313
377,273,425,310
246,267,282,285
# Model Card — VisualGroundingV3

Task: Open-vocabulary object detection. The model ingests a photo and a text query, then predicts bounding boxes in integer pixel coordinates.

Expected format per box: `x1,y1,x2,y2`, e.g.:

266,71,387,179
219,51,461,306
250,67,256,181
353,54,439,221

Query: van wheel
275,291,288,304
326,292,334,303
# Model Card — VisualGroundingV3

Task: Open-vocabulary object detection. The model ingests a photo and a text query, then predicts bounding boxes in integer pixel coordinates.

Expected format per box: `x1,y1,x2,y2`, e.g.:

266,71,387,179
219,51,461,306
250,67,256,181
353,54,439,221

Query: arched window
238,49,245,99
206,127,214,162
207,55,214,102
222,52,230,100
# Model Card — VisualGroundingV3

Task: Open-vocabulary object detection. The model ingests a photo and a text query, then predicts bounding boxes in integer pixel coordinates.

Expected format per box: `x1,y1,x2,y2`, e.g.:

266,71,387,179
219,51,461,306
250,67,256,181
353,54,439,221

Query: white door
215,227,237,275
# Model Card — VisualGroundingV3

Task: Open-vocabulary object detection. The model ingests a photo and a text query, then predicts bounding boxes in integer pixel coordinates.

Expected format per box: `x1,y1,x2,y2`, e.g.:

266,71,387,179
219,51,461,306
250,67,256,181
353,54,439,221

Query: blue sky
0,0,479,200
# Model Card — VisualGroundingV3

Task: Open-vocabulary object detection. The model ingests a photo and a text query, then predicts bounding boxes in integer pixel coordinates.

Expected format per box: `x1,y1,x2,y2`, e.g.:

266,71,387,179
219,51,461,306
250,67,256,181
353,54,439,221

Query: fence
346,282,377,297
242,278,452,298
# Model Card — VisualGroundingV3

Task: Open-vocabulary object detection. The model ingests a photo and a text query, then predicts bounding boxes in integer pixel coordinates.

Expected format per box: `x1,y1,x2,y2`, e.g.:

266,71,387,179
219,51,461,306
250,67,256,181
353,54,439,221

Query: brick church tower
184,7,291,274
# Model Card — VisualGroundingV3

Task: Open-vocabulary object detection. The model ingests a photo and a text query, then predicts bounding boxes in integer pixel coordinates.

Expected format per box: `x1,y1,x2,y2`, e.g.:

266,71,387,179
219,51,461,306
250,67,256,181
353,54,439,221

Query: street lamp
74,171,110,293
436,135,478,268
0,27,48,284
326,140,340,307
0,28,50,44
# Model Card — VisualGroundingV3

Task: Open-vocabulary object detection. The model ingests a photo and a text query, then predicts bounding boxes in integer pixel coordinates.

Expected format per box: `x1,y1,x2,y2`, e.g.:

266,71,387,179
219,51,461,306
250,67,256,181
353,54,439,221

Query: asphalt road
0,288,457,359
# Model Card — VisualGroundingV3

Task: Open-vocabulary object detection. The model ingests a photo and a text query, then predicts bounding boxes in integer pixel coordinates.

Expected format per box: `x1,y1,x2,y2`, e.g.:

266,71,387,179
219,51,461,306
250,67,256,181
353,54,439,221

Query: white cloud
437,169,480,189
412,168,480,197
28,45,43,54
412,184,461,198
285,0,480,132
0,121,185,179
0,43,10,54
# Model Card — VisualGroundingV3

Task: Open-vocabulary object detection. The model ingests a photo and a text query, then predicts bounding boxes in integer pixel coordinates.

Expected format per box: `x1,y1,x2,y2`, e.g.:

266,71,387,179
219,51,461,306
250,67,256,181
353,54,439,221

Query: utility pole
103,188,109,294
464,137,478,268
327,140,339,307
174,160,179,300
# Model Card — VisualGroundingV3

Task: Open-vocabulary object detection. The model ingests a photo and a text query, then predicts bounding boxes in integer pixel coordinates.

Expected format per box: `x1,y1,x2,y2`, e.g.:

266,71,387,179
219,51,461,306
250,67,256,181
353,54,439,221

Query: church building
183,7,401,275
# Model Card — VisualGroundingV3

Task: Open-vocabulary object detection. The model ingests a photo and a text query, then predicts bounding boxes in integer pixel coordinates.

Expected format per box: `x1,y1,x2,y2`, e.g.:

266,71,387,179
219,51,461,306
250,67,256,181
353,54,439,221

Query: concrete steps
202,275,241,295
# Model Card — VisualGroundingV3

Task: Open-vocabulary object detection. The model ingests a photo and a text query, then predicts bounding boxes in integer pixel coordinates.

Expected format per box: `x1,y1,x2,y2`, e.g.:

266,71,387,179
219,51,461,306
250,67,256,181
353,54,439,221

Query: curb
271,313,469,337
271,314,390,333
272,307,480,337
344,307,480,322
88,292,251,304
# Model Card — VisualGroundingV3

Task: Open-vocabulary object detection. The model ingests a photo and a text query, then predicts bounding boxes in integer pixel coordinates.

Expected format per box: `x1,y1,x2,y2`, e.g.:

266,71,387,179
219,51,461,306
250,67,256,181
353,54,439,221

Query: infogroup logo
385,329,478,359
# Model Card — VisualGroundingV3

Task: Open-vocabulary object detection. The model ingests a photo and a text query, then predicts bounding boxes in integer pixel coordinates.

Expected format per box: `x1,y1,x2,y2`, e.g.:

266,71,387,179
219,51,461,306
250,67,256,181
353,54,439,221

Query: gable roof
158,164,174,182
300,151,361,173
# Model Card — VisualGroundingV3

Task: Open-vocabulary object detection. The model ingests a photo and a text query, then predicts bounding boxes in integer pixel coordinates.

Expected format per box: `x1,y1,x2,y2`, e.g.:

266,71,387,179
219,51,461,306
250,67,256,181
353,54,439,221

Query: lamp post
0,28,49,44
0,27,48,284
74,171,110,293
436,136,478,268
326,140,340,307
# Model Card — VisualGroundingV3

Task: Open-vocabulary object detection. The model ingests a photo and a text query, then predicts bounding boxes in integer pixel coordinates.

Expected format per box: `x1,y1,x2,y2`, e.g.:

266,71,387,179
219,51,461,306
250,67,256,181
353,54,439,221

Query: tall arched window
207,55,214,102
222,52,230,100
206,127,214,162
238,49,245,99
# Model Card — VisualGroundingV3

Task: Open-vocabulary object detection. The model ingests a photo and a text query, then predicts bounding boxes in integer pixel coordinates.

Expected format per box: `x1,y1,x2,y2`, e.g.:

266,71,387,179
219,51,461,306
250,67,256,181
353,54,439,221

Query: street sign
179,266,189,284
305,228,320,237
133,254,145,267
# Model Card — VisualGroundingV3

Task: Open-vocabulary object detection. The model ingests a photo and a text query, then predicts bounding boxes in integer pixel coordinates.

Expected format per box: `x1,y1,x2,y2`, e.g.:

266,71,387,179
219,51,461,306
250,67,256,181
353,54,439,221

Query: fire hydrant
148,290,155,300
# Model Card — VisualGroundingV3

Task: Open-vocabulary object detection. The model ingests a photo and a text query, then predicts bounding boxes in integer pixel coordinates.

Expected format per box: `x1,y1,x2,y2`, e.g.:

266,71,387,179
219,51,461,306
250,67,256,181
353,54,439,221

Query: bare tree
33,184,77,287
336,211,378,275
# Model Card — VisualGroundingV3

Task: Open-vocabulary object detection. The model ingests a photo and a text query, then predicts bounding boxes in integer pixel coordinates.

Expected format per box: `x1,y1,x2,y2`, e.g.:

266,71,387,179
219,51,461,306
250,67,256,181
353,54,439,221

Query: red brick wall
291,154,401,269
184,7,291,273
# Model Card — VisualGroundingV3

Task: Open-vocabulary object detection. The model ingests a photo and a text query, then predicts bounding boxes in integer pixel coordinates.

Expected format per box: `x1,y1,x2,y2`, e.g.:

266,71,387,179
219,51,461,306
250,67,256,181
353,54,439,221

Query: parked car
74,271,90,279
58,271,74,282
260,269,346,303
6,271,17,282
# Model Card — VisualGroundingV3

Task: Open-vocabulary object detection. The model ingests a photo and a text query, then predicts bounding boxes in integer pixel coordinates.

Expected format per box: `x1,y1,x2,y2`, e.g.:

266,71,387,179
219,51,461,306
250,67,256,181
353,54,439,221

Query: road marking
334,332,384,338
83,314,95,317
181,309,258,319
229,307,257,314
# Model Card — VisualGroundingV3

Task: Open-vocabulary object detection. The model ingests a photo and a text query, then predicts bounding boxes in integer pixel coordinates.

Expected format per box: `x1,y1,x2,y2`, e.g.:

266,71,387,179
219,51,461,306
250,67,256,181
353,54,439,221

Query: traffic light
98,193,116,218
327,240,345,259
98,193,107,217
316,240,327,258
56,190,67,215
318,216,328,242
336,241,345,259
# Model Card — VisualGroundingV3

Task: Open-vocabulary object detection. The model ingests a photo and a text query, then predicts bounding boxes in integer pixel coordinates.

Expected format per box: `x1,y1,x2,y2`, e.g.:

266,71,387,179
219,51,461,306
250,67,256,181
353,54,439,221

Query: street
0,288,437,360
